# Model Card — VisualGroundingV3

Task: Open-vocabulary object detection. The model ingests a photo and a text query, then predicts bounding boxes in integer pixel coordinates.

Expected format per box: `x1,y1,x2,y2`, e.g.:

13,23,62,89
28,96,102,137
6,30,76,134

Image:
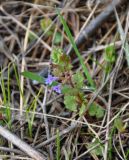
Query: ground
0,0,129,160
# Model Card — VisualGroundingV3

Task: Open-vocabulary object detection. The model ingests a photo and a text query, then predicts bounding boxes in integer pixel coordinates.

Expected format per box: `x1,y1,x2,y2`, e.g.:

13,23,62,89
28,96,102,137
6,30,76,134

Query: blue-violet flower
45,74,58,85
52,84,61,94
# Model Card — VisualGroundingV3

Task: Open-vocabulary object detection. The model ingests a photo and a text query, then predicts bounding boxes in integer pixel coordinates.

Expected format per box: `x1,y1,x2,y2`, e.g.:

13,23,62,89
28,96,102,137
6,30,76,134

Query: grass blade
21,71,45,84
57,10,95,88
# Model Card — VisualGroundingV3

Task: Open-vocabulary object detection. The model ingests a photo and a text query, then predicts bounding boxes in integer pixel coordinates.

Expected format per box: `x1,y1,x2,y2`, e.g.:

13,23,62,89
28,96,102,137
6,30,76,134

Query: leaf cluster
88,139,103,156
61,72,87,115
51,48,72,76
104,45,116,74
40,18,62,45
88,102,105,119
104,45,116,63
40,18,55,36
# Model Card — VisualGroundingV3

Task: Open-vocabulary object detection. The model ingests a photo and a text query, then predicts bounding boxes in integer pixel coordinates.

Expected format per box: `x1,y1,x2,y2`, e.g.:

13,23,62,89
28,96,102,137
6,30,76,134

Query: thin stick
0,147,24,155
41,87,54,159
0,125,46,160
35,122,77,148
104,77,113,160
0,105,105,128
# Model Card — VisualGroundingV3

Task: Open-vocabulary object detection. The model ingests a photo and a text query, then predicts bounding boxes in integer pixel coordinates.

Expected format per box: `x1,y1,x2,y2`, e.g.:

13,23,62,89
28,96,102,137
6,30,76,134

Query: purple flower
52,85,61,94
45,74,58,85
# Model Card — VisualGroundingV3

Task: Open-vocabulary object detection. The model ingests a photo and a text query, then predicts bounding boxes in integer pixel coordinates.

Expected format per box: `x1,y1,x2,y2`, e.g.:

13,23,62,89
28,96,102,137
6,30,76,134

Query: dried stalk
0,125,46,160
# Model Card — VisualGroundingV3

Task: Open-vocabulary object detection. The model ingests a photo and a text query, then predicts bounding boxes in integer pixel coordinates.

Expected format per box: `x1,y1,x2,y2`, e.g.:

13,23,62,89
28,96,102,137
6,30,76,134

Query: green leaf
105,63,112,74
126,149,129,159
51,48,62,64
62,85,79,96
58,54,72,71
88,103,97,117
54,32,62,44
104,45,116,63
28,32,37,42
79,103,86,116
88,139,103,156
61,85,70,94
51,47,72,73
88,103,104,118
114,117,125,133
72,72,84,88
40,18,54,36
52,68,63,77
50,81,59,87
64,95,77,111
96,106,105,119
21,71,45,83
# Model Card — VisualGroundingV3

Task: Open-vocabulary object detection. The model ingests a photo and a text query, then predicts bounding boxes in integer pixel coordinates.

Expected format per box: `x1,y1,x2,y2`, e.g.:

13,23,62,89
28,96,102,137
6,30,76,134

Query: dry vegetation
0,0,129,160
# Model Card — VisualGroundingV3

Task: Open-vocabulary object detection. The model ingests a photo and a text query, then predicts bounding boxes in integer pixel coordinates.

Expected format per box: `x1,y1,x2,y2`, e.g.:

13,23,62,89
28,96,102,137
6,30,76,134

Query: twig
113,137,125,160
0,155,32,160
0,147,24,155
0,125,46,160
104,76,113,160
118,133,126,159
0,104,104,128
41,87,54,160
35,122,77,148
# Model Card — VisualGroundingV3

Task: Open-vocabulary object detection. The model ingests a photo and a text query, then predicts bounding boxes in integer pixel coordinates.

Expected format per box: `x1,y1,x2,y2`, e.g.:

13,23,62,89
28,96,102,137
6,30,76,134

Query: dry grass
0,0,129,160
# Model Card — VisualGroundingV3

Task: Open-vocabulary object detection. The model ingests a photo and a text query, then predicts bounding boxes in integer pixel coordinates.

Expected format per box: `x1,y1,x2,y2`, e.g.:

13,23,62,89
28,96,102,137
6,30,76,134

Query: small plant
50,48,104,117
40,17,55,36
0,65,11,128
104,44,116,80
58,10,95,88
88,138,103,157
126,149,129,160
26,87,42,138
54,32,62,45
40,17,62,45
28,32,37,42
22,13,105,118
114,116,125,133
88,102,105,119
22,47,104,118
